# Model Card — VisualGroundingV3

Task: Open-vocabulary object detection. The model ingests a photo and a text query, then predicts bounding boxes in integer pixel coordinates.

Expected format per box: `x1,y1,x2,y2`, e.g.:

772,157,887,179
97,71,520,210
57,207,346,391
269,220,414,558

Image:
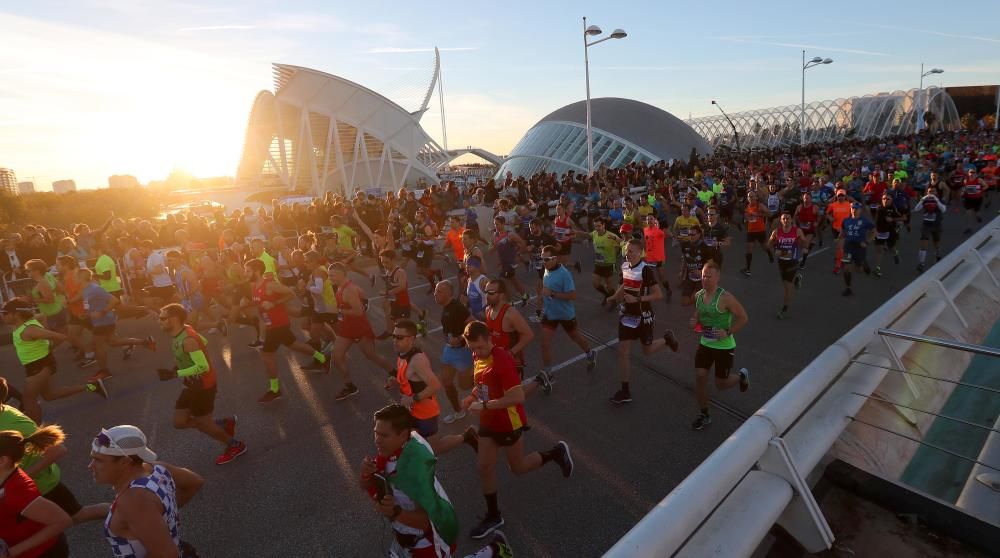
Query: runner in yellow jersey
575,218,622,310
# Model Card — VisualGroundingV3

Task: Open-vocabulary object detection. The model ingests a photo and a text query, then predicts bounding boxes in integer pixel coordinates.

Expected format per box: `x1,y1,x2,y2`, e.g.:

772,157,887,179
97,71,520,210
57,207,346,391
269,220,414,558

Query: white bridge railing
605,216,1000,558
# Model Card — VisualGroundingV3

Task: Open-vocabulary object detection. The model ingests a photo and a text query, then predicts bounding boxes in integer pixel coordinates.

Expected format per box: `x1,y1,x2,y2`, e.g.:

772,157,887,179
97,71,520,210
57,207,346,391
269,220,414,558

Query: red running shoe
215,442,247,465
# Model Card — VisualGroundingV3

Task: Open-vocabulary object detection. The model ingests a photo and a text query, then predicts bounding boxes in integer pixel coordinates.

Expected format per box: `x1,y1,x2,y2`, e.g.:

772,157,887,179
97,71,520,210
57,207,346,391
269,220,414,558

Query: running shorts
262,325,297,352
541,315,578,332
175,386,217,417
478,426,526,447
24,354,57,378
694,344,735,379
441,345,473,370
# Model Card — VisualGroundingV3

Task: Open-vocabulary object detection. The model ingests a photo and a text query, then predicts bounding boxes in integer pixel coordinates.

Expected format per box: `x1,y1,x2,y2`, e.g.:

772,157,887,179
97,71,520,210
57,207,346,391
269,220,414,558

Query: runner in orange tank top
825,189,854,273
739,191,774,278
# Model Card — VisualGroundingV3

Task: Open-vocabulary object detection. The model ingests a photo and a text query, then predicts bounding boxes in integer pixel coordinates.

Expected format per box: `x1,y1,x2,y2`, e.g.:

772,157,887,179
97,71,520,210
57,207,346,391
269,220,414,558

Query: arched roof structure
496,97,711,180
236,55,476,196
686,87,960,151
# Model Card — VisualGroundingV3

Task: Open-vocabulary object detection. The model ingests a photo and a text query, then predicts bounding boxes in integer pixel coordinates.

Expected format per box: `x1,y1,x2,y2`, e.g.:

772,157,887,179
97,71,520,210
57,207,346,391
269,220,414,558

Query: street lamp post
801,50,833,146
917,63,944,133
711,100,740,151
583,17,627,177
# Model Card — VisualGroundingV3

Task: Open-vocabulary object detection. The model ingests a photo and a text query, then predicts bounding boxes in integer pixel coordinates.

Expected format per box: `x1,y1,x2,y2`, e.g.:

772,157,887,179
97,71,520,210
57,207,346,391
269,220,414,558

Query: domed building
495,97,712,179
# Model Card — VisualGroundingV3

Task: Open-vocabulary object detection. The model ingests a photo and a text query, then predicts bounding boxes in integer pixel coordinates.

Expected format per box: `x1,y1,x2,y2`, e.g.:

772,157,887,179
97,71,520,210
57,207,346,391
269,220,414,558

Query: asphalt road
0,206,992,557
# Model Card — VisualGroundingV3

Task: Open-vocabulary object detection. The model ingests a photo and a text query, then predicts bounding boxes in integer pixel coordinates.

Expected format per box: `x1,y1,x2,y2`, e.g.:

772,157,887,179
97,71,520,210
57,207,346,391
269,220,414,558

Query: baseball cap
619,223,634,234
851,202,862,209
836,189,847,196
91,425,158,462
466,256,482,269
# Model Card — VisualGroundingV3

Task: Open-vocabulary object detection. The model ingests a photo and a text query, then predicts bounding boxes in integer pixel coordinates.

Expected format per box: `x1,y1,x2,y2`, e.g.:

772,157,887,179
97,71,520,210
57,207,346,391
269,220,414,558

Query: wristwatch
390,505,402,520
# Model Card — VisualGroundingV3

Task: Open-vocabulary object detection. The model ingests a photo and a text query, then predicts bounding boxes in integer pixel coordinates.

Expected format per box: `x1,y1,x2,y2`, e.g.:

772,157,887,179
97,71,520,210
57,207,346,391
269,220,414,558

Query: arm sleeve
177,349,210,377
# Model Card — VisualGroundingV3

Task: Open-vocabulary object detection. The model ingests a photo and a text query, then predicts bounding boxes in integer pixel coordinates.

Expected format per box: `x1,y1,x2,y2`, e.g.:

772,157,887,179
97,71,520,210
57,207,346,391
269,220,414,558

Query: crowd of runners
0,129,996,557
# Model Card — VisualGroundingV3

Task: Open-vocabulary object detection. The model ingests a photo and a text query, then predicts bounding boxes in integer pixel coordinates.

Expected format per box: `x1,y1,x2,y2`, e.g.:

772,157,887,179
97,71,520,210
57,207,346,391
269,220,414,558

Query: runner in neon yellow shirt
576,218,622,308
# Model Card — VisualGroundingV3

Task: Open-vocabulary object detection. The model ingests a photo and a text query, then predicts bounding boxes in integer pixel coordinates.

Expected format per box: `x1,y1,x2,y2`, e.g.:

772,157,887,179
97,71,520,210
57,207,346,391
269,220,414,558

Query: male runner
462,321,573,540
961,168,986,234
155,303,246,465
839,203,876,297
433,281,474,424
767,212,806,319
642,214,674,303
490,216,530,306
825,190,854,274
690,261,750,430
678,225,721,307
606,239,679,405
79,268,155,383
483,279,536,387
551,204,582,273
328,262,396,400
914,186,946,272
521,219,555,322
872,193,903,277
740,190,773,277
792,192,820,269
575,217,621,309
243,259,328,403
376,249,427,339
538,245,596,381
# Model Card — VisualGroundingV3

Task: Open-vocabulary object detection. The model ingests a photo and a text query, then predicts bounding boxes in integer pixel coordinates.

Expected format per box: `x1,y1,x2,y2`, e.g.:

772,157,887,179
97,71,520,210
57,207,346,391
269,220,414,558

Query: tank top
553,216,571,243
590,231,618,266
485,303,519,351
386,267,410,307
64,272,86,318
104,465,180,558
766,192,781,213
172,265,195,300
277,252,294,279
335,281,370,325
695,288,735,350
920,196,942,222
171,325,217,390
494,231,517,266
13,319,49,365
396,348,439,420
797,203,818,230
745,204,765,233
466,275,486,319
32,273,64,317
775,226,800,261
963,178,983,198
252,278,289,329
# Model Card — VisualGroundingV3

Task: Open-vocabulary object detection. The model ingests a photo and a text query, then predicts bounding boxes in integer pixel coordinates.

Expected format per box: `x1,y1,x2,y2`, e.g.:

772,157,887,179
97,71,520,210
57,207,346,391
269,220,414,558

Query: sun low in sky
2,0,999,190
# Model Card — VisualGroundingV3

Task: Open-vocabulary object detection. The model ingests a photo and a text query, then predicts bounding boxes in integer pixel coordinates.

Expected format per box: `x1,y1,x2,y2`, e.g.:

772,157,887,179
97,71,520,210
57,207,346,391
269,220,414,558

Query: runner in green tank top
25,260,67,333
575,218,622,310
688,261,751,431
2,298,108,422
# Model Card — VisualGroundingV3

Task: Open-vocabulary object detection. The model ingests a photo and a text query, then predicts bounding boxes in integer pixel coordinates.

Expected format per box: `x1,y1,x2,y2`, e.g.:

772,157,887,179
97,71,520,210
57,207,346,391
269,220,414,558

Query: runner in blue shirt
840,203,875,297
538,245,596,381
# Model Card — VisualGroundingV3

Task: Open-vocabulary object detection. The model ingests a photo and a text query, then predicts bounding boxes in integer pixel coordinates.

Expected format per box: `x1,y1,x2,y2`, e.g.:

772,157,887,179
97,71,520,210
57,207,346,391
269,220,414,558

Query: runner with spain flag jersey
461,321,573,541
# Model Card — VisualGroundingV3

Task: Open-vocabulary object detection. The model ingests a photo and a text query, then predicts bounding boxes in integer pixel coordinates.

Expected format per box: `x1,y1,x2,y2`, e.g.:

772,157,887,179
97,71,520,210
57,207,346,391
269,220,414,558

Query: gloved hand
157,368,177,382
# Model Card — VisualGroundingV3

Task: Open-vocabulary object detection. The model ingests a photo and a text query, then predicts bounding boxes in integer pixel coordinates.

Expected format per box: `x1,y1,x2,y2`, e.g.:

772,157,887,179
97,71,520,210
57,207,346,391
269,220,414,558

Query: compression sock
269,378,280,393
621,381,630,394
844,272,852,287
745,253,752,269
484,493,500,517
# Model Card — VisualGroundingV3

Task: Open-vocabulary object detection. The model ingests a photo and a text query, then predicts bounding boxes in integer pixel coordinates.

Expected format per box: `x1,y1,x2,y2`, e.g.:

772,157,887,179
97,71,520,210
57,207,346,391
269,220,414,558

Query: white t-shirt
145,251,172,287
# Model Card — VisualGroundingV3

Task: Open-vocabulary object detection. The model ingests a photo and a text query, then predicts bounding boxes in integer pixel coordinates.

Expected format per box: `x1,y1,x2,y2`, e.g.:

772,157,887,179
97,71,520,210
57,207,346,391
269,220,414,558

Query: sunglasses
541,256,557,261
157,315,170,321
484,290,498,295
94,431,119,450
391,334,411,340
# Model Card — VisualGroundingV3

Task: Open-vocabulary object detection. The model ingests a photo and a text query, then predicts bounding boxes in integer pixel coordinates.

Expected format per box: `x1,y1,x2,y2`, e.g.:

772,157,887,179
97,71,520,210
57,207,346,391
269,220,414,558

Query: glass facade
686,87,961,151
496,121,659,180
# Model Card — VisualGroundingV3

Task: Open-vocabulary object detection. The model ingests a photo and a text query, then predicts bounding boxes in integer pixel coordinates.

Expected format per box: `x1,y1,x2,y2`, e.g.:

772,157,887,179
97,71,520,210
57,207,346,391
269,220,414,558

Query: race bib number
778,248,792,260
748,214,759,222
620,315,641,329
595,252,606,263
704,238,717,247
415,249,426,258
923,213,936,222
687,269,702,281
876,231,890,240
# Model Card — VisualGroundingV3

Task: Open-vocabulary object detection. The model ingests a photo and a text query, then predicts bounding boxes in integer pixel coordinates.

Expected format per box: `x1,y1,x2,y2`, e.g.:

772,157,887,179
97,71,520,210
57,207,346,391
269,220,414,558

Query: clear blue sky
3,0,998,189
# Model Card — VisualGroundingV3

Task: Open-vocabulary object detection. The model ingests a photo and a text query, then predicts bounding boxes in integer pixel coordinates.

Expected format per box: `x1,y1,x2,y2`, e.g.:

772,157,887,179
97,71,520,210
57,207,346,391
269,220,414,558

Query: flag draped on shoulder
391,433,458,554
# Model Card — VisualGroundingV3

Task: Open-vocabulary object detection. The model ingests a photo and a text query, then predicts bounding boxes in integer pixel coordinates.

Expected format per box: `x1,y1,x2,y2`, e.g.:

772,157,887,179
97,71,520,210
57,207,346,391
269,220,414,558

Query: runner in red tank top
375,249,427,340
792,193,819,269
483,279,543,392
961,168,985,234
328,262,395,401
552,204,582,273
244,259,328,404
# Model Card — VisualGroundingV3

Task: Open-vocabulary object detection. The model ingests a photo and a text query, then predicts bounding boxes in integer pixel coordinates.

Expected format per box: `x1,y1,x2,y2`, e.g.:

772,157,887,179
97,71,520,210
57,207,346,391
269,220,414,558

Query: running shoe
585,350,597,371
78,358,98,369
663,330,679,352
335,383,359,401
462,425,479,452
935,252,942,262
220,415,237,438
519,292,530,307
799,260,807,270
453,409,467,421
609,389,633,405
206,328,219,335
777,309,787,320
215,441,247,465
301,360,328,373
247,339,264,349
470,514,505,540
257,390,282,404
441,412,457,425
122,344,135,361
691,412,712,431
486,531,514,558
893,251,901,264
87,369,112,382
841,287,853,297
873,267,882,278
535,370,553,395
416,321,427,337
793,273,802,289
87,379,109,400
740,268,751,278
219,319,229,337
739,367,750,392
552,441,574,478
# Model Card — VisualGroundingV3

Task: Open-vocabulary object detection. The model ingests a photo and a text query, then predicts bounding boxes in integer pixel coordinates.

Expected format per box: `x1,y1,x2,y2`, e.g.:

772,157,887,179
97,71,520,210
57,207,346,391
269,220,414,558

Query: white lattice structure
686,87,960,151
236,50,478,196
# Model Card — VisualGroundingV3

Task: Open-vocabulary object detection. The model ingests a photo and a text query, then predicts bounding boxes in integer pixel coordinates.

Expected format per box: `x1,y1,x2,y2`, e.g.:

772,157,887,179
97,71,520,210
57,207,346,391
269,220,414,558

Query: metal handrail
877,328,1000,358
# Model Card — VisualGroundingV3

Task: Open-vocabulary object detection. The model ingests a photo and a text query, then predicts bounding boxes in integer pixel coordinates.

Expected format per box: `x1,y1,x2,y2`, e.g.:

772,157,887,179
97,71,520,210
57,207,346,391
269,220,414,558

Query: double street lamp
917,63,944,133
583,17,627,176
801,51,833,146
